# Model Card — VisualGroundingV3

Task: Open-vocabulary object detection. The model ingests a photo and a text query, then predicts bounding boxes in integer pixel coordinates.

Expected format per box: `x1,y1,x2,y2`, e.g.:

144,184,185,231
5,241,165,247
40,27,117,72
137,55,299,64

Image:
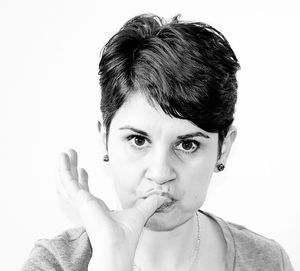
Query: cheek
108,149,141,209
109,167,135,208
180,158,215,209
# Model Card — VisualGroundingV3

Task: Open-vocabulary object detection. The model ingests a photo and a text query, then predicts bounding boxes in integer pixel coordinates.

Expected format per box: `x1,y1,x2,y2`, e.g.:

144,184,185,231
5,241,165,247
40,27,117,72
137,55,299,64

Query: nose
144,148,176,185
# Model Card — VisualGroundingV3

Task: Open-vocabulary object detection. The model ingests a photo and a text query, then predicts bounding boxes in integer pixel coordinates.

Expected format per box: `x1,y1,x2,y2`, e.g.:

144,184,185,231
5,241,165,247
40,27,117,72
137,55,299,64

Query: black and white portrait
0,1,299,270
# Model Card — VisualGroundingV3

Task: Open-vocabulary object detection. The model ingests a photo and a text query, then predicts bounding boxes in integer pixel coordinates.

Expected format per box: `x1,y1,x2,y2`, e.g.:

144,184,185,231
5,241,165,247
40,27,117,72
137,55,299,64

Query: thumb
135,195,171,222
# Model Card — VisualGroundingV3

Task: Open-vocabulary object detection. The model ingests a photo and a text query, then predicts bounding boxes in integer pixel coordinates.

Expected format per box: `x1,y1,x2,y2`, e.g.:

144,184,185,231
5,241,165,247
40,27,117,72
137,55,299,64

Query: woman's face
105,92,219,230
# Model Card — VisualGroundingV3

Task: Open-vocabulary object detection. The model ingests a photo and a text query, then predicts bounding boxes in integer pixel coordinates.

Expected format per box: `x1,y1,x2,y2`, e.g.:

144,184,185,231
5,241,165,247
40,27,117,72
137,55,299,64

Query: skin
98,91,237,270
58,91,237,270
105,91,219,229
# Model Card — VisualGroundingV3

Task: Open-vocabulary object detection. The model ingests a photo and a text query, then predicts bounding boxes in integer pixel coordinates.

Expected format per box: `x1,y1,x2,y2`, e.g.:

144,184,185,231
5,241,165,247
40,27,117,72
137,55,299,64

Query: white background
0,0,299,270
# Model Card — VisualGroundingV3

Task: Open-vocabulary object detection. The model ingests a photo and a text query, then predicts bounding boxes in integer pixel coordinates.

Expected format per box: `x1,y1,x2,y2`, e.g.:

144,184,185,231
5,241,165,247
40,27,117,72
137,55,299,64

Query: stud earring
103,154,109,162
217,163,225,171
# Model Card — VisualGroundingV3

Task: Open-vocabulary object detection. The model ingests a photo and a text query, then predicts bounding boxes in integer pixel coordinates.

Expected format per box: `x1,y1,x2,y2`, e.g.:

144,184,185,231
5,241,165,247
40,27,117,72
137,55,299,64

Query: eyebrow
118,126,210,139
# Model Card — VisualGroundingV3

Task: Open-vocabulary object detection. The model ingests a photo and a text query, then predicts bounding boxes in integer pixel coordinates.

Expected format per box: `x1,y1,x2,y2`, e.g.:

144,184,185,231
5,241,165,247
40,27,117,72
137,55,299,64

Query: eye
175,140,200,153
126,135,150,149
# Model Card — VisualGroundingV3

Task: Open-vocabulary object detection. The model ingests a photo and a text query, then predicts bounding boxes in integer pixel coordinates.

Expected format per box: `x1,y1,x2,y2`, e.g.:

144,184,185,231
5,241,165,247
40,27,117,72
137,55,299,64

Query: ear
214,125,237,173
97,113,108,154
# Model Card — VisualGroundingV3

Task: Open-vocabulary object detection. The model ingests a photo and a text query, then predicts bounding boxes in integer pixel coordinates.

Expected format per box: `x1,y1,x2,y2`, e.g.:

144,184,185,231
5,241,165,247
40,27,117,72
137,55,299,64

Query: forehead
110,92,212,136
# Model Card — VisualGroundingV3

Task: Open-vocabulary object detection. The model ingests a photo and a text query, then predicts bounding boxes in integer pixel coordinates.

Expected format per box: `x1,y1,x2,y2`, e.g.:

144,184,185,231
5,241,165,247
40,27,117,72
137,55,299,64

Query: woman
22,14,294,270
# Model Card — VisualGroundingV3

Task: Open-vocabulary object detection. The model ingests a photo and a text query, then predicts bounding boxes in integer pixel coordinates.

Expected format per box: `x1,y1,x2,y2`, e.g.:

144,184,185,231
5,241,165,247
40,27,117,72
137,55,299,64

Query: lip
140,191,177,201
155,199,177,213
160,192,176,201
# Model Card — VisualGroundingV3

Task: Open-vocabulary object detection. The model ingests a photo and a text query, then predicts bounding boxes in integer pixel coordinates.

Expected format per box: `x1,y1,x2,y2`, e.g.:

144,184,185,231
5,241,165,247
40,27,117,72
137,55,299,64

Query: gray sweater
21,210,294,271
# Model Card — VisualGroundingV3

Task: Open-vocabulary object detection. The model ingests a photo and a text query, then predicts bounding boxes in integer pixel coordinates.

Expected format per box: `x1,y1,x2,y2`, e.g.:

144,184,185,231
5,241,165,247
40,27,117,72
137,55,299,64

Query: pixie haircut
99,14,240,158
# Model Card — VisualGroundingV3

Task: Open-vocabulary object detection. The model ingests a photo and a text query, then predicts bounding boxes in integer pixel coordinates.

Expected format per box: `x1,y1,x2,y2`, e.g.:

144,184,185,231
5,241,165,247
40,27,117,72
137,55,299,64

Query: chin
144,208,191,231
144,213,177,231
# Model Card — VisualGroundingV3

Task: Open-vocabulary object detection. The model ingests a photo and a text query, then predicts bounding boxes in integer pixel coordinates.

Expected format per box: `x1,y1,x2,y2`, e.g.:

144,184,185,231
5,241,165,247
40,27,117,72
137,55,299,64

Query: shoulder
226,220,286,268
21,227,92,271
200,210,294,271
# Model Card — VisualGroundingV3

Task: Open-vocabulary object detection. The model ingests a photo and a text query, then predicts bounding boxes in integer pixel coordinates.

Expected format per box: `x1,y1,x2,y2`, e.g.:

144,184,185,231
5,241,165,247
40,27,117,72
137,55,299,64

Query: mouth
159,192,176,201
138,188,178,212
141,191,176,201
155,199,177,212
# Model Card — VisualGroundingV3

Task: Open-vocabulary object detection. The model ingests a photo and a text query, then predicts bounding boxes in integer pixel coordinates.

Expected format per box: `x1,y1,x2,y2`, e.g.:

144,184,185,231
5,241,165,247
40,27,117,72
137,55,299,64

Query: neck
134,212,199,270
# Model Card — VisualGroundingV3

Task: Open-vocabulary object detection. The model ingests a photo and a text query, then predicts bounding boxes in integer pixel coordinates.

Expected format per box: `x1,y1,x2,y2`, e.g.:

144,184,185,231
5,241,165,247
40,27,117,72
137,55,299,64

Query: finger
57,152,73,202
67,148,78,167
59,152,71,171
59,164,112,229
59,158,110,214
56,173,71,203
60,168,81,202
58,154,81,202
78,168,89,192
67,149,78,180
134,195,171,222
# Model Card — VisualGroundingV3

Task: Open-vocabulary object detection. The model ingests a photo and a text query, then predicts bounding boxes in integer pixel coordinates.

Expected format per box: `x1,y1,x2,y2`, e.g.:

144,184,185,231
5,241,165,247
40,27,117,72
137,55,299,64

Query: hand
57,149,170,271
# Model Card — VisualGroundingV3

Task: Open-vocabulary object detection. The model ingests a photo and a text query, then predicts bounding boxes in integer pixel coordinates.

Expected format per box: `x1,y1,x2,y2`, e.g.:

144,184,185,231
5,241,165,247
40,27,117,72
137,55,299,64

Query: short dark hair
98,14,240,158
